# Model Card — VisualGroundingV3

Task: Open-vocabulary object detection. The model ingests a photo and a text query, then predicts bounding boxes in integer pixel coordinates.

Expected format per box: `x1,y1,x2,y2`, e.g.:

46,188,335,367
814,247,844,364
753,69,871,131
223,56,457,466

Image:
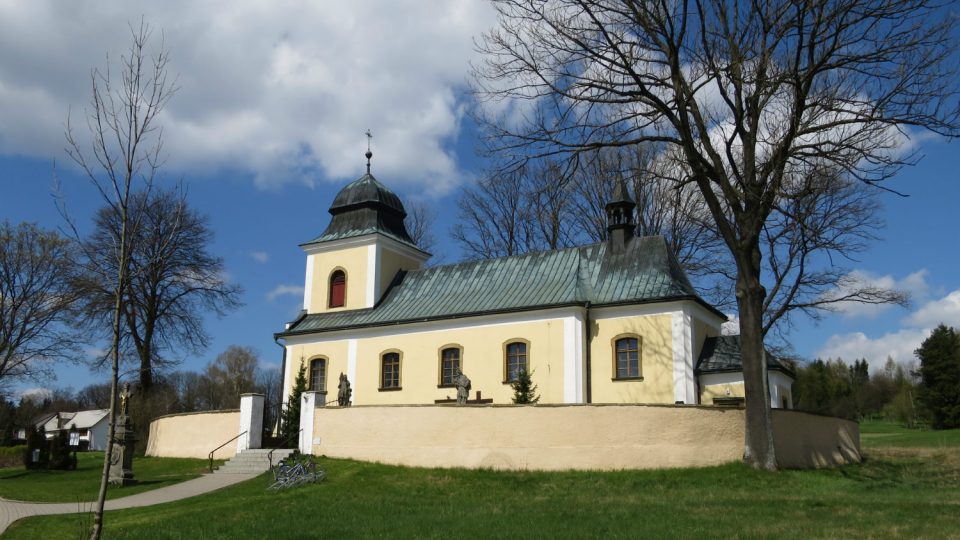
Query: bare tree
474,0,958,469
452,166,539,259
203,345,259,410
76,187,242,393
62,21,175,537
404,200,439,256
0,222,80,388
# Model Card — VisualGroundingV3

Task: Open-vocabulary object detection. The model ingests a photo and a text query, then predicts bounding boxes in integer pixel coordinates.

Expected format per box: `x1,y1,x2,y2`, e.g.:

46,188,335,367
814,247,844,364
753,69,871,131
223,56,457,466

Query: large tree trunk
736,257,777,470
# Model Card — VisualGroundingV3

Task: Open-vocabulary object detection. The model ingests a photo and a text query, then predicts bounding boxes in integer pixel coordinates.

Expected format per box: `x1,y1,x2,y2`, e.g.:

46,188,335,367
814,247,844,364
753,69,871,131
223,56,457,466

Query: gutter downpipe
584,301,592,404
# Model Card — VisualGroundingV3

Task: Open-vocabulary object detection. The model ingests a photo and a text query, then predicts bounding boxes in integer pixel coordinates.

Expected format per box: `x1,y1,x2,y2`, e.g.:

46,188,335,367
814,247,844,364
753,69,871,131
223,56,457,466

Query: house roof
64,409,110,430
696,336,795,377
279,235,723,337
301,173,420,251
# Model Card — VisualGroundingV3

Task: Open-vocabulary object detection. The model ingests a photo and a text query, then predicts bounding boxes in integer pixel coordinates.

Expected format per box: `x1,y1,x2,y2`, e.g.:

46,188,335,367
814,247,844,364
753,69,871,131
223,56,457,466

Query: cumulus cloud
18,387,53,403
816,328,930,372
815,283,960,372
823,269,929,319
0,0,496,192
250,251,269,264
266,284,304,302
905,289,960,328
721,314,740,336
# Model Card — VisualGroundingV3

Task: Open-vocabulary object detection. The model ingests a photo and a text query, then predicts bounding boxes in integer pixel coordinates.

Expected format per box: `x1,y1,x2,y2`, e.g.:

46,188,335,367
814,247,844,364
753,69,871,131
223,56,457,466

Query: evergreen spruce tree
280,361,308,444
511,369,540,404
48,429,73,470
916,324,960,429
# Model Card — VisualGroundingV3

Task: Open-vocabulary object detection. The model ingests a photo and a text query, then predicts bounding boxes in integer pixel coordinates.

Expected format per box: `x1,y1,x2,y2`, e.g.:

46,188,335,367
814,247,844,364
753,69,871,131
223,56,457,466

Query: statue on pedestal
109,382,137,486
455,370,471,405
337,373,352,407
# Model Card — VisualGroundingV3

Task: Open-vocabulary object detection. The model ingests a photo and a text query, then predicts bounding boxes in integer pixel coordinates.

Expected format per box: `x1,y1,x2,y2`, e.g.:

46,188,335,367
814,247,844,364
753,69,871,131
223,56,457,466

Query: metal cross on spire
365,129,373,174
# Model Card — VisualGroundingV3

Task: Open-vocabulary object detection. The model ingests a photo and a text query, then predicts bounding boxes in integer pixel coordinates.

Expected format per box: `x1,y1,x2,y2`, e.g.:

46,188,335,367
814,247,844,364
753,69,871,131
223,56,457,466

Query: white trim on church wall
365,244,379,308
303,255,314,311
347,339,358,402
562,314,585,404
671,307,697,404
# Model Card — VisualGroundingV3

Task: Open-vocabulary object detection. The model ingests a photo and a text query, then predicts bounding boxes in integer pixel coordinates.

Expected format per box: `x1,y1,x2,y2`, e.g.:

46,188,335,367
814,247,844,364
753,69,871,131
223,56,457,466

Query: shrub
0,445,27,468
48,430,76,470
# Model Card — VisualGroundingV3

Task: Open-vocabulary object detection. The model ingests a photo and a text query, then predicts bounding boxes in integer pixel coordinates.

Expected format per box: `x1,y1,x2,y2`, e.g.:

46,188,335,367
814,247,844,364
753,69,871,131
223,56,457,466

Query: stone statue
455,370,471,405
110,382,136,486
337,372,352,407
118,382,132,417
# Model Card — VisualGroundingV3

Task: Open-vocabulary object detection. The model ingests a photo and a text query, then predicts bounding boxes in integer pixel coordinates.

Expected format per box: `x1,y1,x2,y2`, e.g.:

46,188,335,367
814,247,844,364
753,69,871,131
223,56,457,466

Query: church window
329,270,346,308
309,357,327,391
439,346,462,387
380,351,401,390
613,335,642,379
504,340,528,382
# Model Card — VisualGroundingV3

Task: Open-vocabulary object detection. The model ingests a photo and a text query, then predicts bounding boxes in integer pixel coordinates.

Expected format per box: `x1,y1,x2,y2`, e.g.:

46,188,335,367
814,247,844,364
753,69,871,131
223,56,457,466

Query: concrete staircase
213,448,296,475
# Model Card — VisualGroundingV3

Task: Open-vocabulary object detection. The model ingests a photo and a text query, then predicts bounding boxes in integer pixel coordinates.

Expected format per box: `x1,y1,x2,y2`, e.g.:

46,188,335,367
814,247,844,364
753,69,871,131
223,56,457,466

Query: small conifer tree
48,429,75,470
511,369,540,404
280,361,308,444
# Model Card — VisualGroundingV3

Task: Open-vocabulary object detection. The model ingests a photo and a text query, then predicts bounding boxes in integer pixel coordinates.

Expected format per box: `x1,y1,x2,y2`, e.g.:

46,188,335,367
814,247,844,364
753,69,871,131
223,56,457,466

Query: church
274,159,794,410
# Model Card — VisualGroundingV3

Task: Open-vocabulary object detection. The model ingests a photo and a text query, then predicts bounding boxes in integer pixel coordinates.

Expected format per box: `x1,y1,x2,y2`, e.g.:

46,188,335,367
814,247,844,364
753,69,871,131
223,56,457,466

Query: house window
504,341,528,382
380,351,401,390
439,346,461,387
329,270,346,308
309,357,327,391
613,335,642,379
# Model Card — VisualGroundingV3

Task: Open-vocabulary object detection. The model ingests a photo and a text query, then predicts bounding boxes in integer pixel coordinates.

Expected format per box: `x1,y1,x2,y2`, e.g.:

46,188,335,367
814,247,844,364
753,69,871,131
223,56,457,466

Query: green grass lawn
0,452,219,503
6,421,960,539
860,419,960,448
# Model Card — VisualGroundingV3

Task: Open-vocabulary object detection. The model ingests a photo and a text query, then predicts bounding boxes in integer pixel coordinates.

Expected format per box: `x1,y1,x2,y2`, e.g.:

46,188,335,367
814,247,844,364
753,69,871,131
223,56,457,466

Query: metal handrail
208,430,247,473
268,428,303,469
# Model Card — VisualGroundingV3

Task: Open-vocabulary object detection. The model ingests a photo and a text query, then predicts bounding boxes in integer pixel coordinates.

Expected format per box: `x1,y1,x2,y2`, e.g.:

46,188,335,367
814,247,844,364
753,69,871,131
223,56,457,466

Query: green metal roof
279,235,722,337
695,336,794,376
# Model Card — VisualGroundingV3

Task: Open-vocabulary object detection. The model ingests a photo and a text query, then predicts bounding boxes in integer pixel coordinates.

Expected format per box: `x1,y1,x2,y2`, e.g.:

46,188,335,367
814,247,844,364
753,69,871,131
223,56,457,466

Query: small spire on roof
365,129,373,174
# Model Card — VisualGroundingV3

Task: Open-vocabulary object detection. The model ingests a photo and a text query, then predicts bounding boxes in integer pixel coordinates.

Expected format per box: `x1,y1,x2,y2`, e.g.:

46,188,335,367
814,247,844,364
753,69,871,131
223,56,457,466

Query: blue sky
1,1,959,397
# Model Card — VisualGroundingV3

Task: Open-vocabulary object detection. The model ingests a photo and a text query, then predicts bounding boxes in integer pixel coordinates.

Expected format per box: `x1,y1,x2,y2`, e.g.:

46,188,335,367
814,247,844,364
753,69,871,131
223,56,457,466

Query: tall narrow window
309,358,327,391
329,270,346,308
614,336,641,379
439,347,461,386
381,352,401,390
504,341,528,382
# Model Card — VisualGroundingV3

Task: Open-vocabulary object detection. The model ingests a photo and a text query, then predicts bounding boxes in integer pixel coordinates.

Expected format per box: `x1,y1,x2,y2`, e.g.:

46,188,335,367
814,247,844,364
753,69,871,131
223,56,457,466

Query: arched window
309,358,327,391
380,351,401,390
613,335,642,379
329,270,346,308
438,346,462,387
504,340,528,383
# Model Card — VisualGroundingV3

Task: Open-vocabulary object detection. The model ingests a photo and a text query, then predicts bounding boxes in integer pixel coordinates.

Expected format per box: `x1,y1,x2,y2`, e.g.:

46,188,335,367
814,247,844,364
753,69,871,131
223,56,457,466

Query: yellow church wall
285,340,350,398
307,245,368,313
377,247,424,298
692,317,720,362
589,313,675,404
353,319,566,405
700,380,746,404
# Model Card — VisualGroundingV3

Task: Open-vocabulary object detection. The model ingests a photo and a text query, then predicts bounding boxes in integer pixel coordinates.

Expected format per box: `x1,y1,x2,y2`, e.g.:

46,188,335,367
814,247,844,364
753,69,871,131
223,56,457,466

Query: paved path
0,472,260,535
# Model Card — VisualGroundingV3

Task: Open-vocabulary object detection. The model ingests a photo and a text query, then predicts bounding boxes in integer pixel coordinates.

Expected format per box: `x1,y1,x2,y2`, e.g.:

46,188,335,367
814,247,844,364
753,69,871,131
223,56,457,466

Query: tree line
793,324,960,430
0,345,279,453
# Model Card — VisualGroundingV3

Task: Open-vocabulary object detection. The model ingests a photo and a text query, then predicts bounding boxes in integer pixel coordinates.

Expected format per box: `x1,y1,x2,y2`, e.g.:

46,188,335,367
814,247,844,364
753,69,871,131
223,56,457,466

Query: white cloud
721,314,740,336
816,328,930,372
905,289,960,328
814,284,960,372
250,251,269,264
823,269,929,319
0,0,497,192
266,284,304,302
18,387,53,403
